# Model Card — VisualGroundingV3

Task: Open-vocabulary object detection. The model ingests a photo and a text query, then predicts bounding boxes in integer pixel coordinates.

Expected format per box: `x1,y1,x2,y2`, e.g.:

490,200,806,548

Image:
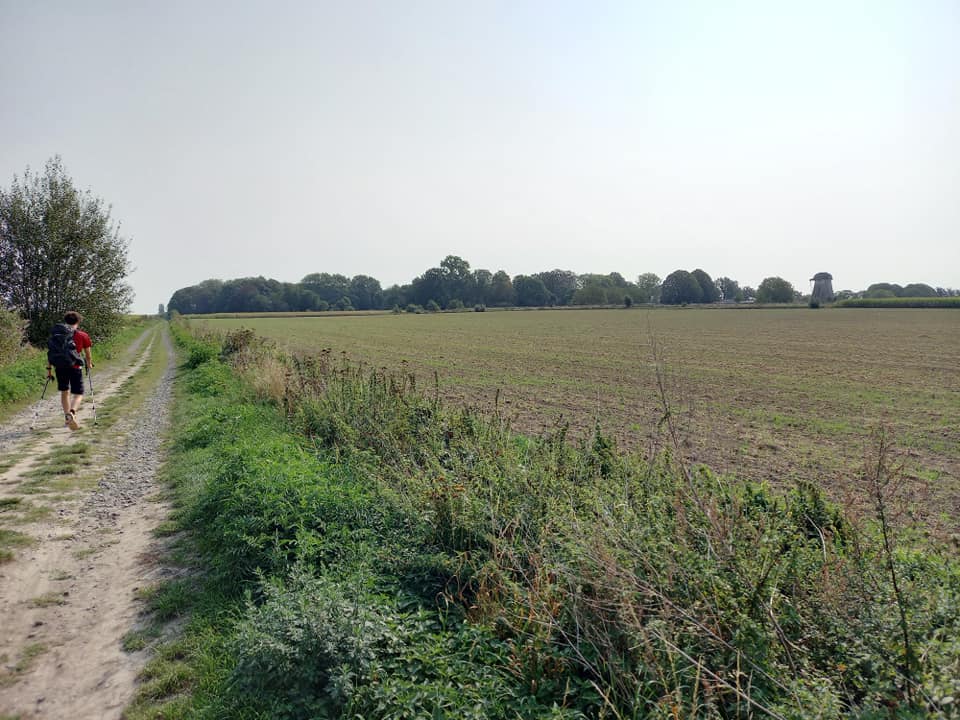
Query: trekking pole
30,375,53,430
86,366,98,425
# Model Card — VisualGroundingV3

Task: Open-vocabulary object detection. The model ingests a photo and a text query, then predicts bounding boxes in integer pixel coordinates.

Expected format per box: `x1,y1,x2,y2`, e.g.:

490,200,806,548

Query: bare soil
202,308,960,540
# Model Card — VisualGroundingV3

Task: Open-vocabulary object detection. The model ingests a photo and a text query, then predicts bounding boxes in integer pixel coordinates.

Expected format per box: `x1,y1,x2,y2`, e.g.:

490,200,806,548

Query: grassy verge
132,320,960,719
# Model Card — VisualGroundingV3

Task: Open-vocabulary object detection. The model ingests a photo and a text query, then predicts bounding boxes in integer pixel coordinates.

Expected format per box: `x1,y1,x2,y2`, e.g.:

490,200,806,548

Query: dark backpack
48,323,84,368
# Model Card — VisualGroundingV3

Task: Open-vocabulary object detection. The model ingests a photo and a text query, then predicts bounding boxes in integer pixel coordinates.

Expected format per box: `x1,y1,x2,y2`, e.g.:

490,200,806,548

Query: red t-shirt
73,329,92,368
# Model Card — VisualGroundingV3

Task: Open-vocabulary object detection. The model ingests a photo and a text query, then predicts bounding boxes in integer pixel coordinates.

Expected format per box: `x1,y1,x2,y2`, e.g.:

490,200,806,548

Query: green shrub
231,569,396,718
231,567,586,720
170,317,220,368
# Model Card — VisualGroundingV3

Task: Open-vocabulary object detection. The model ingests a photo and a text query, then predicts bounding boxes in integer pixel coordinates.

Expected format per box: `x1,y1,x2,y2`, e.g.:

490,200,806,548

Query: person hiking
46,311,93,430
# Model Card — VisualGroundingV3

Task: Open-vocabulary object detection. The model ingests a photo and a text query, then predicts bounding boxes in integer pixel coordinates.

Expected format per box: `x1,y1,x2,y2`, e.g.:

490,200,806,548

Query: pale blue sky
2,1,958,311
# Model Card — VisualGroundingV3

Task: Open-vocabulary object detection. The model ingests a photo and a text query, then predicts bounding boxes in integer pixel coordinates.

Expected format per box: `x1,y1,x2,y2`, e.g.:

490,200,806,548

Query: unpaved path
0,325,177,719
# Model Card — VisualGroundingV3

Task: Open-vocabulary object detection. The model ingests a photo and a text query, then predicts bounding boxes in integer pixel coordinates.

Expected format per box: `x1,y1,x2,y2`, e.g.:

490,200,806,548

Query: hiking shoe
67,410,80,431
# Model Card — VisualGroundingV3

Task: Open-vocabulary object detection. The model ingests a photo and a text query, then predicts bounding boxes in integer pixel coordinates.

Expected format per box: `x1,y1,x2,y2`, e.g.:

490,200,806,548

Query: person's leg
55,367,72,423
68,368,84,414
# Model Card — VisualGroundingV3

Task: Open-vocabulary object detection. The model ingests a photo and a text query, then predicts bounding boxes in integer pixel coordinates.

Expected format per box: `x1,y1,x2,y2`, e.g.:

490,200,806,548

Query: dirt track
0,326,176,719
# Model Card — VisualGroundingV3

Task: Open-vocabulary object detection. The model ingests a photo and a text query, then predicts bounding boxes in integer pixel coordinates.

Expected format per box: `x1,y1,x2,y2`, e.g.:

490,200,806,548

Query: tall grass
151,319,960,720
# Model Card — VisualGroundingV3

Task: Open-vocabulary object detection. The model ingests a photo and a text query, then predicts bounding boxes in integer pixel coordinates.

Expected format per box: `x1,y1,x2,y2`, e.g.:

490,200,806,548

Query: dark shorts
55,366,84,395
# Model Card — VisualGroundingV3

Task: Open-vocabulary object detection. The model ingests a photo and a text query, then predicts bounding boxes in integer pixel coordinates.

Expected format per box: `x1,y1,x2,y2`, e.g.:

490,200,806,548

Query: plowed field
201,308,960,537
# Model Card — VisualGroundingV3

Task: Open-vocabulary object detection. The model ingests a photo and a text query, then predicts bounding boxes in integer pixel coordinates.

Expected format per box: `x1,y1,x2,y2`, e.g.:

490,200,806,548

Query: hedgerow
836,297,960,308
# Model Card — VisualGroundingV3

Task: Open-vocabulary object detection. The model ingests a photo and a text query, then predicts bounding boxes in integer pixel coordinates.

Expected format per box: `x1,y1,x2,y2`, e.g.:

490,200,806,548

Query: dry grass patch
27,591,68,608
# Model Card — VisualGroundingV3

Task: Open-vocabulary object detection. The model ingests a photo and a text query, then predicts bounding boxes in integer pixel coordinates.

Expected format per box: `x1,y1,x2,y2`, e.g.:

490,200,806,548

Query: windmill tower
810,272,834,303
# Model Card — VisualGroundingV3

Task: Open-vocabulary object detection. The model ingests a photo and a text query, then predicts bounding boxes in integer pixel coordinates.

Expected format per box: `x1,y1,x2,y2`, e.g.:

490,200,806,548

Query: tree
1,157,132,343
636,273,661,304
715,276,740,302
301,273,350,305
901,283,937,298
158,303,165,316
571,283,608,305
440,255,472,302
168,278,223,314
513,275,550,307
608,271,629,288
382,284,408,309
410,267,446,308
691,269,719,303
535,269,578,306
472,269,493,305
219,276,281,312
349,274,383,310
660,270,702,305
571,273,638,305
865,283,904,298
488,270,515,306
282,284,320,312
756,276,796,303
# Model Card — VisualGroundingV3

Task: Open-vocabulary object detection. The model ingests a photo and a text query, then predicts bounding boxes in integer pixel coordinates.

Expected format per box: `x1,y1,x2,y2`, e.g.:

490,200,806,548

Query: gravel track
0,325,178,719
81,330,175,523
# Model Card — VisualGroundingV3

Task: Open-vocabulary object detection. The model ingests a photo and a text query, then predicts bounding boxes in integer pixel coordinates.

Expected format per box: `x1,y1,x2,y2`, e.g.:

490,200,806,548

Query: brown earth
203,308,960,540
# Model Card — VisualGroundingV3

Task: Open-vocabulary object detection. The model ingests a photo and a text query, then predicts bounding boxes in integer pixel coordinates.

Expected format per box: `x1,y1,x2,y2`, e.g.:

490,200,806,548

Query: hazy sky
3,1,958,312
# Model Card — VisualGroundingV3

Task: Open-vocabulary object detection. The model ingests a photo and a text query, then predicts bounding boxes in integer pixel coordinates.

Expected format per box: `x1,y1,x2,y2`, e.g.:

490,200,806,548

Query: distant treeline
851,282,957,300
167,256,668,314
166,255,957,314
